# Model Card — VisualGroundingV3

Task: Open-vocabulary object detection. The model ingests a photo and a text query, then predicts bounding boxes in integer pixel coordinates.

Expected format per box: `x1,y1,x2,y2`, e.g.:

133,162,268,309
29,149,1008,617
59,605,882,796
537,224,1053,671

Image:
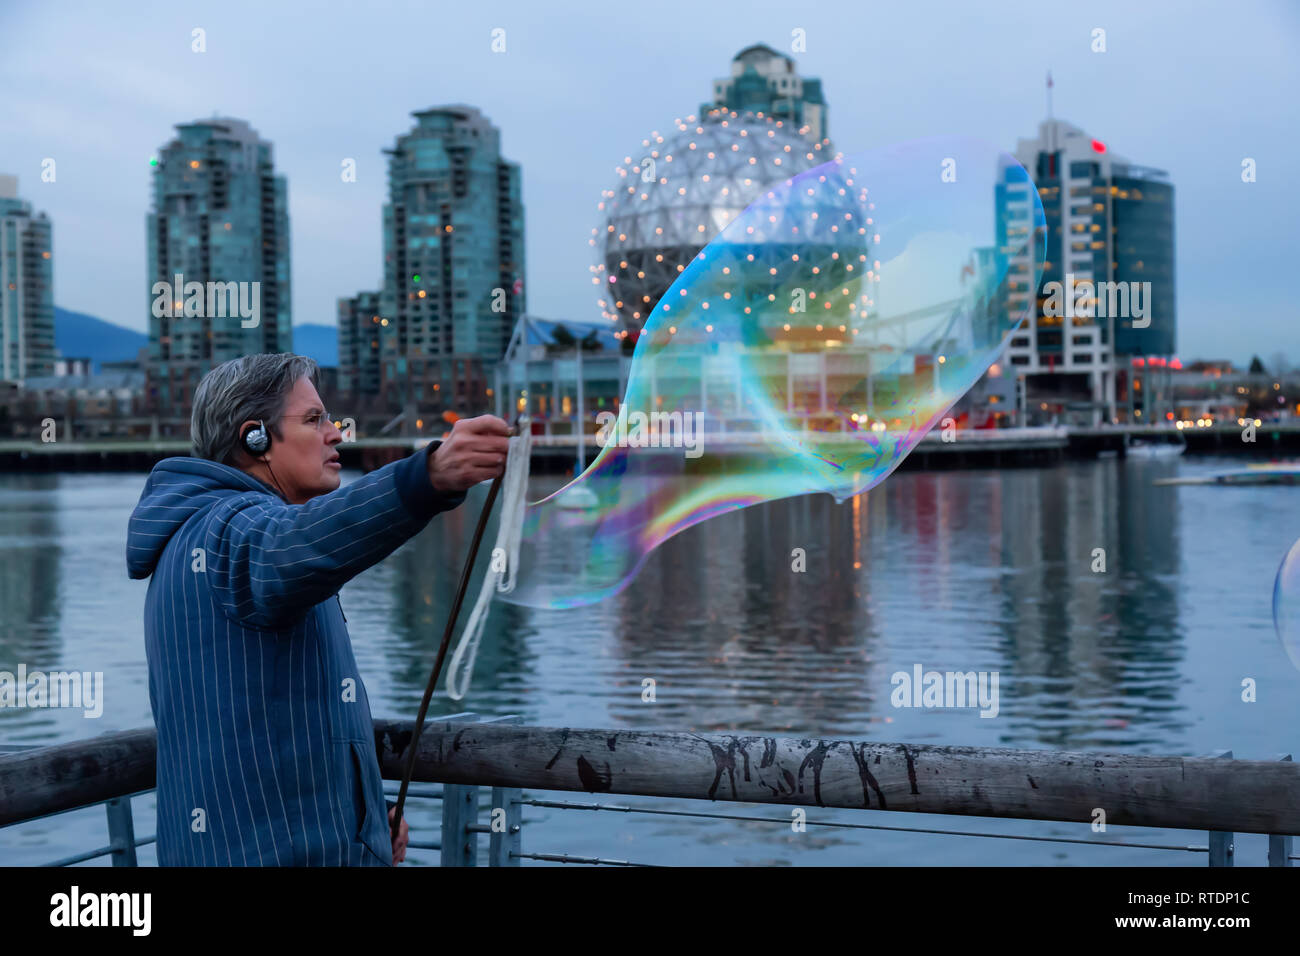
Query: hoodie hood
126,456,283,580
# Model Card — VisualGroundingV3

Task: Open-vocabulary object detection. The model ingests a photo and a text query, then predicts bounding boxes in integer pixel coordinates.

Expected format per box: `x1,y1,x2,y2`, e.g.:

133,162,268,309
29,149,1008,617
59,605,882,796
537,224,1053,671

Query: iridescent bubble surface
1273,537,1300,672
501,137,1046,609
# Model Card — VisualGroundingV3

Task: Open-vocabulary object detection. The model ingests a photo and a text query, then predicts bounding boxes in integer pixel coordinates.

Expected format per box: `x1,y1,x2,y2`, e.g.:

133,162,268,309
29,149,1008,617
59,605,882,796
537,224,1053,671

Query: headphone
240,420,287,501
241,420,271,456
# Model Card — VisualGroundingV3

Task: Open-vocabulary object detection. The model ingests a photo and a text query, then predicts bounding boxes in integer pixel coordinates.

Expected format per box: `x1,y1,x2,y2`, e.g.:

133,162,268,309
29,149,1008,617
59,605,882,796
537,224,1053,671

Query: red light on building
1170,358,1183,370
1091,139,1106,153
1132,357,1145,367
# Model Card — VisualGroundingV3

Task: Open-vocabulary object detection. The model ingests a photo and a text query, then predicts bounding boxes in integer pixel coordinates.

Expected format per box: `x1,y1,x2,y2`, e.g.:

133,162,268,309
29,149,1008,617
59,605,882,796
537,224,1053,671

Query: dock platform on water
1154,463,1300,486
3,424,1300,474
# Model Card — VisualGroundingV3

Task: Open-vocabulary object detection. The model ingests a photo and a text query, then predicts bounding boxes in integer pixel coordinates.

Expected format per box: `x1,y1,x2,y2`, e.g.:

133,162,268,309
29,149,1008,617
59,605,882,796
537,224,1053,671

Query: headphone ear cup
242,422,270,456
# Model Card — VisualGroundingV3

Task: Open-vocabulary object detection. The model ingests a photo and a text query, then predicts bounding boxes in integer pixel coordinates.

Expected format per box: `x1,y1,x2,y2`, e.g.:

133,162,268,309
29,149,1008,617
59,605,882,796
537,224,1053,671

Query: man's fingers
445,431,509,456
391,816,409,864
455,415,510,437
474,415,511,435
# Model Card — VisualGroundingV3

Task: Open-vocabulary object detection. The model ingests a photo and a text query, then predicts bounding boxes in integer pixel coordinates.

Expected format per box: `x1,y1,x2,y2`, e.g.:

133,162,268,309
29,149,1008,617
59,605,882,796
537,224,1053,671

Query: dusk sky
2,0,1296,365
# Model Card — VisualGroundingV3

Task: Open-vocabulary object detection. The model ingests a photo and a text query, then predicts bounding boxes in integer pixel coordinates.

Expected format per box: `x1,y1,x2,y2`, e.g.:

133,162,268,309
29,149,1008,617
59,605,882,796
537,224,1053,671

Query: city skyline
1,0,1296,367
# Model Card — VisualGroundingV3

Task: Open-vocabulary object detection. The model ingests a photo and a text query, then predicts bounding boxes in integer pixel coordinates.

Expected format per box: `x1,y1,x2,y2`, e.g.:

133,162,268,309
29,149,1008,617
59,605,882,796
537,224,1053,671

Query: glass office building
1005,118,1176,424
1111,168,1175,357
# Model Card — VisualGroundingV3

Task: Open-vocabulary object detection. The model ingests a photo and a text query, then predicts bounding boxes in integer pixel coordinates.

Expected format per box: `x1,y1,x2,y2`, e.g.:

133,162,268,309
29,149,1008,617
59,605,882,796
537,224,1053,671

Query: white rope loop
446,419,533,701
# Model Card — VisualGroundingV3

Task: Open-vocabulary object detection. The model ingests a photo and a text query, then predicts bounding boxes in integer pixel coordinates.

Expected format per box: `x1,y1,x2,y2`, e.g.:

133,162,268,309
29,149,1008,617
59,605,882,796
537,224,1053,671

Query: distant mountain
54,307,147,371
50,309,337,371
291,324,338,367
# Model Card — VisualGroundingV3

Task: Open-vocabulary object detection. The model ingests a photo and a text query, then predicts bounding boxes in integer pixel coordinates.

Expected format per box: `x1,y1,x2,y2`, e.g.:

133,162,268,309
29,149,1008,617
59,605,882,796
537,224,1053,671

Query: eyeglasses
283,408,336,432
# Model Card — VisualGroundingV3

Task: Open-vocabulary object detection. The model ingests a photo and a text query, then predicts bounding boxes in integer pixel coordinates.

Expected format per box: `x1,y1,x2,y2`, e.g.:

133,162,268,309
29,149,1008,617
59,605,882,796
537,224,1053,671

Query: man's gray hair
191,353,320,465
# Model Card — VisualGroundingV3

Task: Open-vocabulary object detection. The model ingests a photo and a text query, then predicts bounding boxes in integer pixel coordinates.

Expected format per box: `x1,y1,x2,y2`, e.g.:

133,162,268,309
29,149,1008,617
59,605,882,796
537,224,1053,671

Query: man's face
247,377,343,503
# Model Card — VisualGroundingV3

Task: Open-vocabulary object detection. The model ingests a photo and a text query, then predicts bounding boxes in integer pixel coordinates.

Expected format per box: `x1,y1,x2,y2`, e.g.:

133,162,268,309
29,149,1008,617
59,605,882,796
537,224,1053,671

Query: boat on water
1126,432,1186,458
1154,462,1300,486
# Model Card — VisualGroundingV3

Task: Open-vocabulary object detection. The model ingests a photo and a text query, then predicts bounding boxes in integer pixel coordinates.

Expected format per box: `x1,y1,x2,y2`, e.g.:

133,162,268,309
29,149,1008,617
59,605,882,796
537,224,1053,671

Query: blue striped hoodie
126,442,465,866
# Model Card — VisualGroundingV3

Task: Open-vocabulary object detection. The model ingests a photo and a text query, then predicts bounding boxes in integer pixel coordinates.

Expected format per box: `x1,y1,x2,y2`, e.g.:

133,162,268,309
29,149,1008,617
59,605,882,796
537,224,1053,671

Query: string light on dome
592,113,837,331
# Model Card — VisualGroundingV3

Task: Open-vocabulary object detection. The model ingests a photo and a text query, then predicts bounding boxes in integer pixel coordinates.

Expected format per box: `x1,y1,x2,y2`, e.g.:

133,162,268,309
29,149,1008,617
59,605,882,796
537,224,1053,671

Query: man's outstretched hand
428,415,512,493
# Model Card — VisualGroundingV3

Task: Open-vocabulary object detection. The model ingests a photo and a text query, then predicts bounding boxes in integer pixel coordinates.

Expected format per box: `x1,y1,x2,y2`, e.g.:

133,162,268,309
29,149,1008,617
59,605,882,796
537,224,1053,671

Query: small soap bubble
1273,537,1300,672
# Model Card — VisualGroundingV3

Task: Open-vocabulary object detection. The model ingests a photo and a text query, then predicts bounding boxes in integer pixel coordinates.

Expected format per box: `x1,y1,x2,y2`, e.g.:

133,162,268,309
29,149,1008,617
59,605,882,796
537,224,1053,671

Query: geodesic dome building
590,109,837,334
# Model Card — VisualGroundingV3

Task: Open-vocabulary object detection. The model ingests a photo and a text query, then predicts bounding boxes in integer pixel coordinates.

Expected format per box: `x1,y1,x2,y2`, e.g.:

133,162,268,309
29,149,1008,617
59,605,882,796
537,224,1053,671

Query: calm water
1,456,1298,866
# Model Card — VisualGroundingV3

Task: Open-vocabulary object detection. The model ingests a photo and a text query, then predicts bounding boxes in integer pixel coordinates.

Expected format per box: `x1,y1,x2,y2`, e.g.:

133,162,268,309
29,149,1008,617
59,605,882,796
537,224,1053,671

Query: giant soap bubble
501,137,1045,609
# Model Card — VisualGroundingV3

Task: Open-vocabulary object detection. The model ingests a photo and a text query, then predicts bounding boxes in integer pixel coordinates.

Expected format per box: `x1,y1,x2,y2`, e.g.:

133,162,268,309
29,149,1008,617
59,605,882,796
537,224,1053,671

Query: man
126,353,510,866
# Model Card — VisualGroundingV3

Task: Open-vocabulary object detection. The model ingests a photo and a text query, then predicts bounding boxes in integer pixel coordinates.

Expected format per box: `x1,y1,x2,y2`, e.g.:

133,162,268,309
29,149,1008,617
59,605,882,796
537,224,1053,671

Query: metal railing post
488,786,522,867
432,714,481,867
104,796,137,867
1207,750,1234,867
479,715,523,867
433,714,522,866
1269,754,1293,867
440,783,478,866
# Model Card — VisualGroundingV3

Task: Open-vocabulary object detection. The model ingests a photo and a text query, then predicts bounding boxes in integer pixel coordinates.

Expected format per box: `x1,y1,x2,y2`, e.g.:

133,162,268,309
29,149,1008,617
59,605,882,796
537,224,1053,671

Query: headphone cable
262,457,289,503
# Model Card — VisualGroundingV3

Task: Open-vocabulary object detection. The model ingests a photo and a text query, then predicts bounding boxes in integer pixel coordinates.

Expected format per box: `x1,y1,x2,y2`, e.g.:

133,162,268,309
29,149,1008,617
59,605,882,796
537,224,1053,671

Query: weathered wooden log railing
3,718,1298,865
0,729,157,827
373,720,1300,836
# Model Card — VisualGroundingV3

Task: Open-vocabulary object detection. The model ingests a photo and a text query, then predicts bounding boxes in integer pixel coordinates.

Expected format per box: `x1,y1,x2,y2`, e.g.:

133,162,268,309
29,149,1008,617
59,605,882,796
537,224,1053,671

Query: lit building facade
337,290,382,401
144,118,292,421
495,315,623,431
1005,118,1176,424
0,175,55,382
377,105,525,420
